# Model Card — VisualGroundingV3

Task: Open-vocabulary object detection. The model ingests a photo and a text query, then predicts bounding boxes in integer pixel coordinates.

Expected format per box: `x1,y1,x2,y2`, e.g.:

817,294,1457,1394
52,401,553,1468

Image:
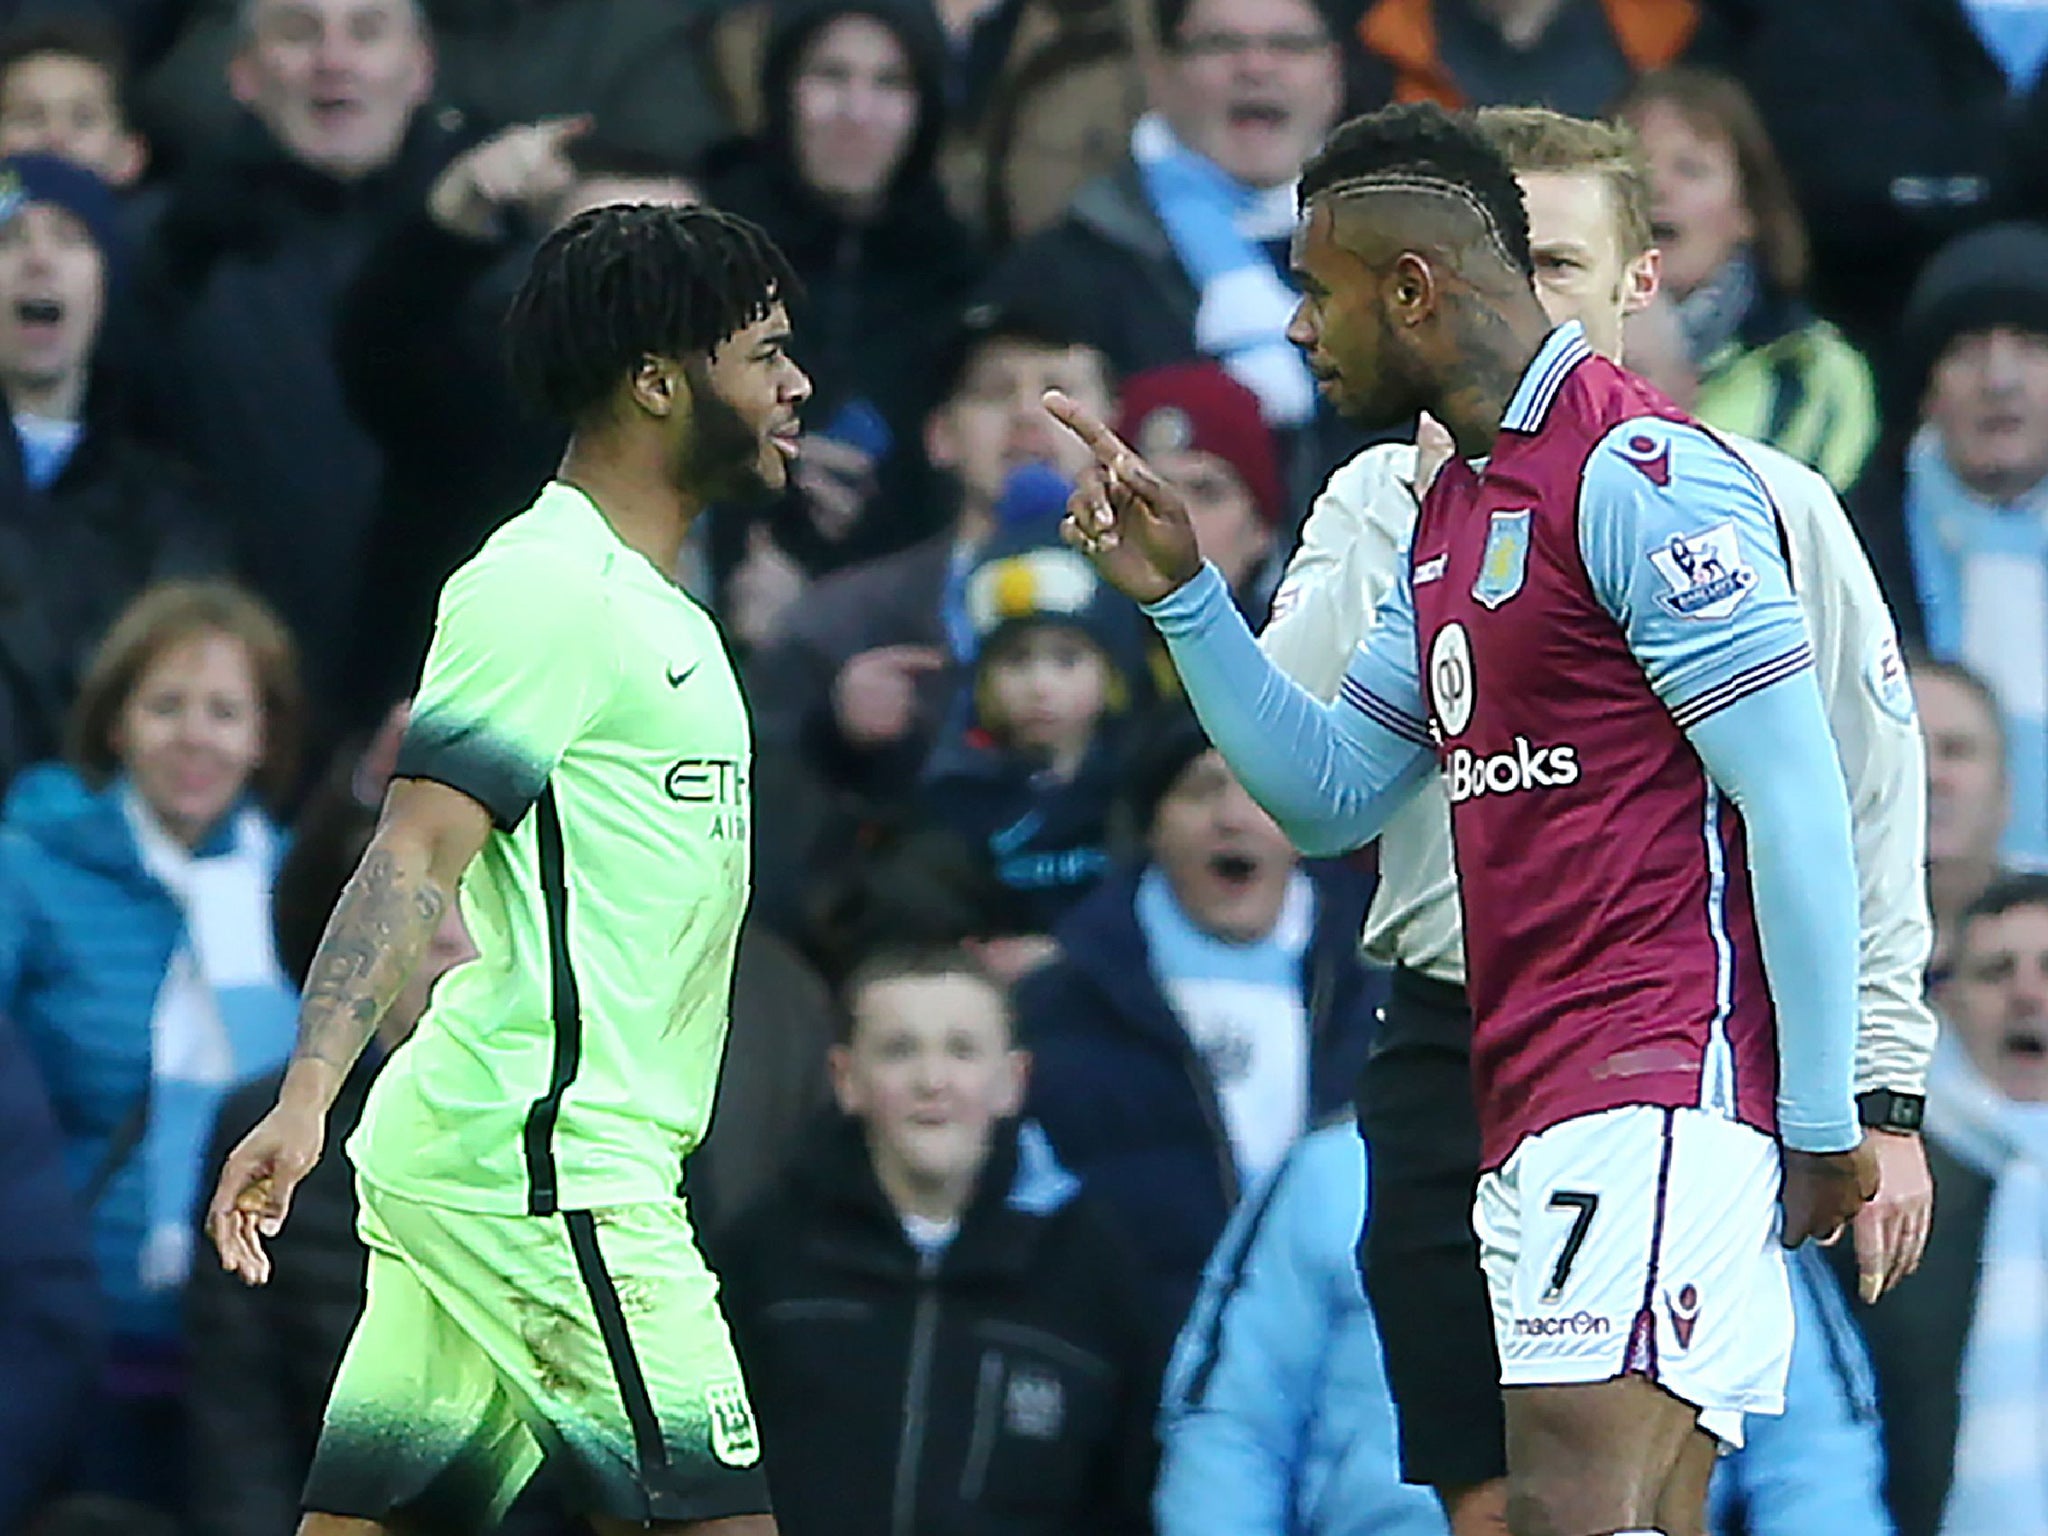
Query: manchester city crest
706,1380,761,1467
1473,509,1532,610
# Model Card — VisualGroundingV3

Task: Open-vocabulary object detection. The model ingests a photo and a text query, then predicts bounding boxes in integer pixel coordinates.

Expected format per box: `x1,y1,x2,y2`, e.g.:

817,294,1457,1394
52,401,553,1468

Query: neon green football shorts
302,1181,768,1533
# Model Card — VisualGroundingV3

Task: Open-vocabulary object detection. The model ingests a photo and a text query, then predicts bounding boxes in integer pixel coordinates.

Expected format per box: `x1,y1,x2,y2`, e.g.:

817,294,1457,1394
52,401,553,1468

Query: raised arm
336,120,588,446
1047,391,1433,856
1148,566,1433,854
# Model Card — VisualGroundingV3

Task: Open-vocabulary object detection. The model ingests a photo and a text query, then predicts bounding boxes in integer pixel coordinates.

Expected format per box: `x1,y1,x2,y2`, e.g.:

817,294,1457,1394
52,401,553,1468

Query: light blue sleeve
1144,563,1433,858
1709,1247,1892,1536
1580,421,1859,1154
1577,420,1813,718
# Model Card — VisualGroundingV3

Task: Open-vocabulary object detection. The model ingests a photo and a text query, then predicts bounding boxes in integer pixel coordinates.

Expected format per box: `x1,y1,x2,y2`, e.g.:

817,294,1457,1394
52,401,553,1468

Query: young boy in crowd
713,948,1161,1536
0,18,148,190
920,517,1148,936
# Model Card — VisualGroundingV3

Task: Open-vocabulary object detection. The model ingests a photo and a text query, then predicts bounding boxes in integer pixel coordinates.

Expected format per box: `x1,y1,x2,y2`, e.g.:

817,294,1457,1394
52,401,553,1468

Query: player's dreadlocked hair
1298,103,1535,281
504,204,800,426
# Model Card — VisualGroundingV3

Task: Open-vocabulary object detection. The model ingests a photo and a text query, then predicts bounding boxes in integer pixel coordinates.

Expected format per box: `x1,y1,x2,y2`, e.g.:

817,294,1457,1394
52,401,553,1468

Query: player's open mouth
2005,1024,2047,1059
1651,219,1680,244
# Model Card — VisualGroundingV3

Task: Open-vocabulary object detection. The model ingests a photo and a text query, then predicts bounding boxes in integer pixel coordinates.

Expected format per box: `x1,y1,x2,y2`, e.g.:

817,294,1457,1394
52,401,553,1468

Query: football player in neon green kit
207,204,811,1536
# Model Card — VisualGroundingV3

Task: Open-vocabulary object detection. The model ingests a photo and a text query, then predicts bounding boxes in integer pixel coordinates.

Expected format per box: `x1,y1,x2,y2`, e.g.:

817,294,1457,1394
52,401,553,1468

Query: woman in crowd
1619,67,1881,492
701,0,986,571
0,579,304,1517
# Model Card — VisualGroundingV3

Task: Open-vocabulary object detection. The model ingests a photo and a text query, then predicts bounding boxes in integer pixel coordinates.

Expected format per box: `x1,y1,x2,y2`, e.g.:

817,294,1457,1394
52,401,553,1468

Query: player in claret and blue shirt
1046,102,1877,1536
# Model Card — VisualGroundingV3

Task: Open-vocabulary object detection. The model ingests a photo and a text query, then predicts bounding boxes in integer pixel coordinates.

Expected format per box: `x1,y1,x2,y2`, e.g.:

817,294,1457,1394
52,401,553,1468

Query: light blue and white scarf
122,786,297,1293
1137,864,1315,1188
1904,425,2048,868
1132,113,1316,427
12,411,80,489
1966,0,2048,91
1928,1031,2048,1536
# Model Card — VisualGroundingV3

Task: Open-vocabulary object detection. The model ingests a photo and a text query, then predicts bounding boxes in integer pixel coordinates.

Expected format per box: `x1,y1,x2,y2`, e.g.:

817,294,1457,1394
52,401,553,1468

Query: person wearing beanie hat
1887,220,2048,868
0,151,224,786
0,158,112,448
918,517,1147,937
1899,222,2048,425
1115,359,1283,602
1119,704,1213,836
964,515,1152,704
0,152,122,287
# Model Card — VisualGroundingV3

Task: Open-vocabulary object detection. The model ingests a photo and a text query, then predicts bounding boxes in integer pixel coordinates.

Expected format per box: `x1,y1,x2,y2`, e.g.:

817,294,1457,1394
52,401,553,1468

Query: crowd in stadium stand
2,2,2047,1534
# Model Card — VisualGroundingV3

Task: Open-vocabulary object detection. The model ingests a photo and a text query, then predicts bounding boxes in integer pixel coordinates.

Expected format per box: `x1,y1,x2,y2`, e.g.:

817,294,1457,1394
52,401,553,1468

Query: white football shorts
1473,1104,1793,1447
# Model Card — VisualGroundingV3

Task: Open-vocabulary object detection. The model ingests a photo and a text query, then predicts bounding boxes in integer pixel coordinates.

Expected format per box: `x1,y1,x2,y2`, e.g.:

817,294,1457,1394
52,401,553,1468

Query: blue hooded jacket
1707,1243,1893,1534
0,764,296,1341
1156,1121,1449,1536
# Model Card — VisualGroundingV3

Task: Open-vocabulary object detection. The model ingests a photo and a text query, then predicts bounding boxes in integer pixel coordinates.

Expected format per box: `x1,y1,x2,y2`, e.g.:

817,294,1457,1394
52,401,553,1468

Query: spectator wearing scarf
1616,68,1880,493
1930,1031,2048,1536
980,0,1358,505
0,153,227,787
1831,873,2048,1536
1893,222,2048,869
0,580,302,1517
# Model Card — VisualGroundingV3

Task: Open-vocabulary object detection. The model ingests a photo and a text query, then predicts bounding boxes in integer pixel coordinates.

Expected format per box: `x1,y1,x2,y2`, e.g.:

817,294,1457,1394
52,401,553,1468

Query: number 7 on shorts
1542,1190,1599,1303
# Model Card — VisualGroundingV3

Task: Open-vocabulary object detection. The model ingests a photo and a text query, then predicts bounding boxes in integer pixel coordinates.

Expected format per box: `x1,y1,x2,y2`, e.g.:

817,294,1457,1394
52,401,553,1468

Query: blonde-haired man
1260,107,1936,1536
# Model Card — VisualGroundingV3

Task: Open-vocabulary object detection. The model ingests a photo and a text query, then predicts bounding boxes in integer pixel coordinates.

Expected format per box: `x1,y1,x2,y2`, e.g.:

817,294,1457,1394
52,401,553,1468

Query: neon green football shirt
350,484,752,1215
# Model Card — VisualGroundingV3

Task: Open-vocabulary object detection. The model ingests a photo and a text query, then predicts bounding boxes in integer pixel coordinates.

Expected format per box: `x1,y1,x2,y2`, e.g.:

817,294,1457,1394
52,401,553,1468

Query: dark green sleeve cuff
393,716,546,833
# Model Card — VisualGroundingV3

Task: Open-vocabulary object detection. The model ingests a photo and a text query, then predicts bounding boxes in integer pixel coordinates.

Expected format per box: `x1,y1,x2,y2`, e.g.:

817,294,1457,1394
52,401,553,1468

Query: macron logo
1513,1310,1610,1338
1618,432,1671,486
1445,738,1580,803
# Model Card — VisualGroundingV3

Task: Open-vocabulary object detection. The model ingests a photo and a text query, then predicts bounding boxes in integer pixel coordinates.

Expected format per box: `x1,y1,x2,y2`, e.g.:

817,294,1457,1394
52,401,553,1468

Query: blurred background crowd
0,0,2044,1533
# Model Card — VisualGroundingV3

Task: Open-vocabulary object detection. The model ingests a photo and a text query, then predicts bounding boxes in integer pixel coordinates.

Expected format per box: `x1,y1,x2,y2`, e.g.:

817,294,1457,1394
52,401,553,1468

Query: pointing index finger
1043,389,1130,470
540,114,596,143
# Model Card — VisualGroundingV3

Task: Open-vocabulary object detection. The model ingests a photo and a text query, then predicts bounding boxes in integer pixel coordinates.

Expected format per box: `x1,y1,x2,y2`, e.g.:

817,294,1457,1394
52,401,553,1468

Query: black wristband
1856,1089,1925,1133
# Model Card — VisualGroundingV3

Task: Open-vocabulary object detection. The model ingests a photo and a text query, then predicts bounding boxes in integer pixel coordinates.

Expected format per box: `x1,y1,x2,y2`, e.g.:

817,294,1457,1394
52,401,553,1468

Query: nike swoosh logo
666,662,700,688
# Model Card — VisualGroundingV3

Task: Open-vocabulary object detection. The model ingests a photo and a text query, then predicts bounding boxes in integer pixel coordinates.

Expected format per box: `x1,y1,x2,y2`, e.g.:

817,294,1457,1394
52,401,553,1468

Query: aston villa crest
1473,508,1532,610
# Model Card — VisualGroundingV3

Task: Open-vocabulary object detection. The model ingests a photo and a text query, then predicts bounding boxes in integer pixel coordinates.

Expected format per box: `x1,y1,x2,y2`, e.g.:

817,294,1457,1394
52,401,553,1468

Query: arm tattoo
292,847,450,1074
